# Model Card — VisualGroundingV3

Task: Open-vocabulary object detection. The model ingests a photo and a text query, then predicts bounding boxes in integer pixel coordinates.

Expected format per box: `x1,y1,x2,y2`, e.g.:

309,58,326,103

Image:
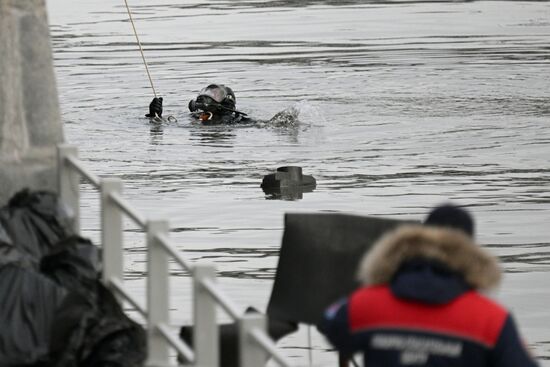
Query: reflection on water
263,186,314,201
149,121,164,145
48,0,550,364
188,125,237,145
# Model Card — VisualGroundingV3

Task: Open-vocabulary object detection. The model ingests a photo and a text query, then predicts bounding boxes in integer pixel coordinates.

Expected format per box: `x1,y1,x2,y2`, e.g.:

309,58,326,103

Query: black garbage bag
41,236,147,367
0,221,31,268
0,264,67,367
0,191,145,367
0,189,73,265
41,236,101,298
47,284,147,367
178,307,297,367
0,220,68,367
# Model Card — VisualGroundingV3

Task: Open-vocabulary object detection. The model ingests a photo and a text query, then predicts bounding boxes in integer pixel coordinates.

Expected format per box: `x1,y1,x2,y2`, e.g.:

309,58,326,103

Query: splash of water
265,106,300,127
263,100,326,128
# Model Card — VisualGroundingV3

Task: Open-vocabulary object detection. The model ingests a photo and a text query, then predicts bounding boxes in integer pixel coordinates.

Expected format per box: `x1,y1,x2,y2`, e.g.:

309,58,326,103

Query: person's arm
318,298,357,357
145,97,163,118
491,315,539,367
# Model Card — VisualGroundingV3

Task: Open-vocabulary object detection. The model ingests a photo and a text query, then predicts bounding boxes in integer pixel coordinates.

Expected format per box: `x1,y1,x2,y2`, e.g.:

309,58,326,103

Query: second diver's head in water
188,84,247,124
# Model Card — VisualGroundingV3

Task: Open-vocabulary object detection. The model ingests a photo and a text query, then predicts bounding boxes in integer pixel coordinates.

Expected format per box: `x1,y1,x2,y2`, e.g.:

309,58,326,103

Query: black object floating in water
261,166,316,200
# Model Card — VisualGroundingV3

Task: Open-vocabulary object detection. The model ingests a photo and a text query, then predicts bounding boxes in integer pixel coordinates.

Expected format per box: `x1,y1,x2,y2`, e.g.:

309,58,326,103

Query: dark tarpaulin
41,236,101,297
0,220,67,367
0,189,73,264
0,221,31,267
266,213,411,325
0,264,67,367
47,284,147,367
0,190,146,367
41,236,147,367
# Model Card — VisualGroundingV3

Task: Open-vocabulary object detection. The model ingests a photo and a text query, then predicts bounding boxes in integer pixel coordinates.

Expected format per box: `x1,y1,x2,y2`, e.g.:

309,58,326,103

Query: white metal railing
56,144,292,367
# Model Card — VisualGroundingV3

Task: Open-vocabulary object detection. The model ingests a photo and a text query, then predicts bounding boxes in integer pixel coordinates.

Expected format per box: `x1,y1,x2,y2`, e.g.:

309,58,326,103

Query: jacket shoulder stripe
349,286,508,347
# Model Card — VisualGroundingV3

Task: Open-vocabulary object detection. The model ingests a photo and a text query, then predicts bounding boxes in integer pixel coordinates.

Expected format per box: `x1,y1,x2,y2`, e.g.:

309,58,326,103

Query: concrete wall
0,0,63,205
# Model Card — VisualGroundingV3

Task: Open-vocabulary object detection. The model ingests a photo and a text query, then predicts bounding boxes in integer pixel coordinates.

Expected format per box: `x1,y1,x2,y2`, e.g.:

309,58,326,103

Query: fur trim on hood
357,225,501,291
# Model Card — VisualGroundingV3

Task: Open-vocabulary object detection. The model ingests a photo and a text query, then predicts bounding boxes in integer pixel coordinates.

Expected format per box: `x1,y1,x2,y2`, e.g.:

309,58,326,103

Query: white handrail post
193,264,219,367
57,144,80,234
239,313,268,367
101,178,123,289
146,219,171,367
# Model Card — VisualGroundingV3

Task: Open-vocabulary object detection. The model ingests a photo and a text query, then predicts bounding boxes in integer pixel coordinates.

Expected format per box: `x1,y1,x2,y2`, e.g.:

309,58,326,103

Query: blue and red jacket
321,259,538,367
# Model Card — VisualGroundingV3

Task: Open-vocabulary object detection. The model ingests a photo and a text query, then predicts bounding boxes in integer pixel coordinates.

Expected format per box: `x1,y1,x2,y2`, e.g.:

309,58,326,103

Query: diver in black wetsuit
146,84,250,125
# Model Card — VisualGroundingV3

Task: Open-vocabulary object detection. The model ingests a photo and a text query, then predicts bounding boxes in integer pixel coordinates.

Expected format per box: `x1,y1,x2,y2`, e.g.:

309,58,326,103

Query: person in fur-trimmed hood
320,204,539,367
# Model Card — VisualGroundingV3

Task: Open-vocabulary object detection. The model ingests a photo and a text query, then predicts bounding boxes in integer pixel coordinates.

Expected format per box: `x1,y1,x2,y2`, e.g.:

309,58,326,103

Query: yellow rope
123,0,157,98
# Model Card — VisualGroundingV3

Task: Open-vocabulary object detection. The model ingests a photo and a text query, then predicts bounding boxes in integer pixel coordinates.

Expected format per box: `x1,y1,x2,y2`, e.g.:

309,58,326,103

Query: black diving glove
145,97,163,118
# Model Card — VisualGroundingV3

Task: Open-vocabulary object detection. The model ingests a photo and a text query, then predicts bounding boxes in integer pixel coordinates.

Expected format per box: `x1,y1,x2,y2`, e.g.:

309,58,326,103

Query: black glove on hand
146,97,163,118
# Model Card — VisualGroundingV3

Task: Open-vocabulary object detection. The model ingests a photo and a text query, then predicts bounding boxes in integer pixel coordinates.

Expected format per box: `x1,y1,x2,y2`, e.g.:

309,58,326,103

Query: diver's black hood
188,84,246,117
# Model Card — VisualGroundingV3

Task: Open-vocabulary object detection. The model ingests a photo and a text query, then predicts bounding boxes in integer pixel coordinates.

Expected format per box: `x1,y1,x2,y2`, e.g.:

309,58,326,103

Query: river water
46,0,550,365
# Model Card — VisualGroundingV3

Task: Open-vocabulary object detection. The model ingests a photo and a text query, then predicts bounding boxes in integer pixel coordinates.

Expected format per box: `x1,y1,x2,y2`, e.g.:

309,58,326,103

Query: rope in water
122,1,177,122
123,0,157,98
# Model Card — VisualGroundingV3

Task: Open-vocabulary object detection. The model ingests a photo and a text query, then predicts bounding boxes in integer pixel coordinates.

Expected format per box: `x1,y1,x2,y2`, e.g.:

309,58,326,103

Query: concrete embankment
0,0,64,205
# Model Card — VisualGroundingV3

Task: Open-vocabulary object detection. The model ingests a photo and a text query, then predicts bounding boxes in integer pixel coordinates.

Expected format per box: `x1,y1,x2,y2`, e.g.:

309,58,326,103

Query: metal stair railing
57,144,292,367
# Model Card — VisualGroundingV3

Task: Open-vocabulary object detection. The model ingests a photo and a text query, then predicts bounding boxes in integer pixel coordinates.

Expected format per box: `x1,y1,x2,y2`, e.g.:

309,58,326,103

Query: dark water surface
47,0,550,365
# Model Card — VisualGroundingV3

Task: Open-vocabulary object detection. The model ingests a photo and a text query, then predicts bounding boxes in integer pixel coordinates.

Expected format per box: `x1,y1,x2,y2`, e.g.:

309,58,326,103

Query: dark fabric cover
266,212,410,325
0,221,31,267
0,264,67,366
47,282,146,367
0,190,73,366
0,189,73,265
40,236,101,296
41,236,147,367
0,190,146,367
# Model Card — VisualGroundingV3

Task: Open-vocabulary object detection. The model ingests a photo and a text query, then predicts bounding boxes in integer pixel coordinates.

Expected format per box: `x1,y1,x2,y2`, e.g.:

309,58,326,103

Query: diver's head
188,84,237,116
